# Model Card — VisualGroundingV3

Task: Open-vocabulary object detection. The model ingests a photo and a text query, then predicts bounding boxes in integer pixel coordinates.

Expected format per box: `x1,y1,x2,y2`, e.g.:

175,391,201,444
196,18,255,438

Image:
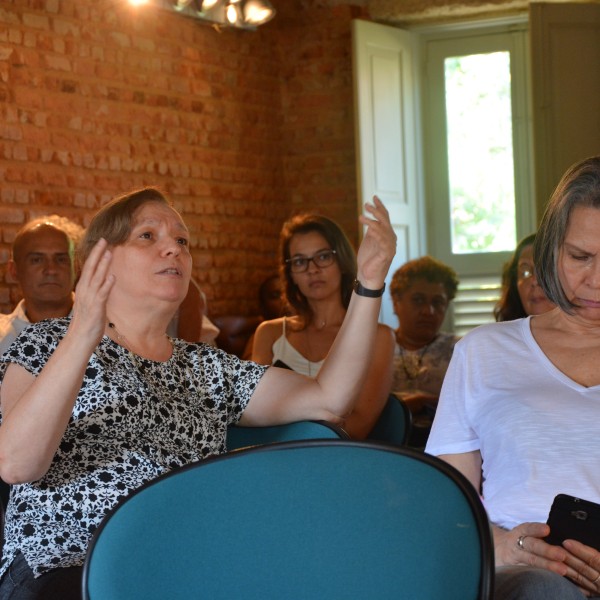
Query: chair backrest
212,314,262,357
83,441,494,600
226,419,348,451
367,393,412,445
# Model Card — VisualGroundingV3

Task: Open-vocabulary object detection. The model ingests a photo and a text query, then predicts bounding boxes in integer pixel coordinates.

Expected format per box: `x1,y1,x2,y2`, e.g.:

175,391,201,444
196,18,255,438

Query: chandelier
170,0,276,29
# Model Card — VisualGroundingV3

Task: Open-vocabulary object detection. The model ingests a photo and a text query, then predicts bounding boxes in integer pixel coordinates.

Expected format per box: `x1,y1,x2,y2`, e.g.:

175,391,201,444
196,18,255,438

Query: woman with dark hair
0,189,396,599
251,212,395,439
494,233,555,321
426,155,600,599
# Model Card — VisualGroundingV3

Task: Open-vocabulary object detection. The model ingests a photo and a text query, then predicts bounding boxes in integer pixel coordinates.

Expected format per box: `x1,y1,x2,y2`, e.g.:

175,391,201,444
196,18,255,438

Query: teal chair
367,393,412,446
226,419,348,451
82,441,494,600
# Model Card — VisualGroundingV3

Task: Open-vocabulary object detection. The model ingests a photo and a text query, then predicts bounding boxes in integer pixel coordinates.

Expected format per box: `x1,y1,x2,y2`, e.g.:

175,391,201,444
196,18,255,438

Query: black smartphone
545,494,600,551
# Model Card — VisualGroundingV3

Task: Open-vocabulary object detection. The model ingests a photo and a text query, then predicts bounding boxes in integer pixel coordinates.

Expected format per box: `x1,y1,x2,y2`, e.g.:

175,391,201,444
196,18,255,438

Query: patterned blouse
0,318,268,578
392,332,459,401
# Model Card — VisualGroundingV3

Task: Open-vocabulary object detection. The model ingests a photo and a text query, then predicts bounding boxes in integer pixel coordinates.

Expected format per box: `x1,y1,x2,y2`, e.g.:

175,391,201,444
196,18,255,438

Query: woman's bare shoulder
256,317,285,334
376,322,396,342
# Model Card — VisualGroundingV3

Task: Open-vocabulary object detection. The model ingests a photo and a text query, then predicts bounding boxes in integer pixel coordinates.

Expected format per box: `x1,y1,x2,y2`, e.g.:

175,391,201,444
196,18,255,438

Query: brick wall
0,0,364,316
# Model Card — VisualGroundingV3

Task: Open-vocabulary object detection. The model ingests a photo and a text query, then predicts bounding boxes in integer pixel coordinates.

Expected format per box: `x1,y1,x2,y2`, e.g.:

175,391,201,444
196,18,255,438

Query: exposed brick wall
0,0,365,316
276,4,367,244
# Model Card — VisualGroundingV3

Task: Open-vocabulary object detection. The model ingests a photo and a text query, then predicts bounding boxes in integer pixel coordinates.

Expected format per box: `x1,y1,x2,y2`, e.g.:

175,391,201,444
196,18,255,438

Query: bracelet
353,279,386,298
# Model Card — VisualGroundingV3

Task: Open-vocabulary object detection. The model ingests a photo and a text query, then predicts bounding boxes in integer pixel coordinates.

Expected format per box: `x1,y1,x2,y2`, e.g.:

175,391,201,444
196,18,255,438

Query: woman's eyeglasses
286,249,337,273
517,265,534,281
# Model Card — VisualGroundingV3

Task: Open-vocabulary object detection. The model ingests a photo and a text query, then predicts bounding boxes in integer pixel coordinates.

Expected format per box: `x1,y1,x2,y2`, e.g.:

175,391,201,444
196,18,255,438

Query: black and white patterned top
0,318,268,578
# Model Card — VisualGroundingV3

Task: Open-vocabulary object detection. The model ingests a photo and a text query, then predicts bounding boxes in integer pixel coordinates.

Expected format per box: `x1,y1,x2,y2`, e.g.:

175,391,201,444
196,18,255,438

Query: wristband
353,279,386,298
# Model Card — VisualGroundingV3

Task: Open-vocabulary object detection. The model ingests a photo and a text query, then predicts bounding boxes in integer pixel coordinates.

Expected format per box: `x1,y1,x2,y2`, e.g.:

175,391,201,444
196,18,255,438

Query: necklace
304,319,331,378
398,344,431,381
107,321,170,369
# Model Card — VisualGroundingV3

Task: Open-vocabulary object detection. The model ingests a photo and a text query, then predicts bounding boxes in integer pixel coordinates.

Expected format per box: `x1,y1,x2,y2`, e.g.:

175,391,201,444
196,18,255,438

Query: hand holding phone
545,494,600,552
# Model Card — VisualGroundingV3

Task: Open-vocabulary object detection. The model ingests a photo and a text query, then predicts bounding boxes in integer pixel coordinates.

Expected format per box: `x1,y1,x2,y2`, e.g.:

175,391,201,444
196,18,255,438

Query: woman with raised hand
251,212,395,439
0,188,396,599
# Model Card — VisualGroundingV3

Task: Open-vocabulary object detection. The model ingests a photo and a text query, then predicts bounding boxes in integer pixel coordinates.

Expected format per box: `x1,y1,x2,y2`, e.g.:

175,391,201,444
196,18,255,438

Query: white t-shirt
426,317,600,530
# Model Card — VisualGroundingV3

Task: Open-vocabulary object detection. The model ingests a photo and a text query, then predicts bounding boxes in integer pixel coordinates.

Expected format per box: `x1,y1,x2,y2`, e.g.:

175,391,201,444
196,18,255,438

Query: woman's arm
439,451,572,575
439,450,482,492
0,239,115,484
343,323,395,439
240,197,396,426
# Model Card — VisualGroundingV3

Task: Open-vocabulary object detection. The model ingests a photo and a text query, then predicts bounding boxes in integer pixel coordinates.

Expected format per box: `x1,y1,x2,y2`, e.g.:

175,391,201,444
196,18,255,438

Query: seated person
251,213,395,439
0,188,397,599
0,215,84,356
241,273,286,360
168,277,220,345
389,256,459,445
426,155,600,599
494,232,556,321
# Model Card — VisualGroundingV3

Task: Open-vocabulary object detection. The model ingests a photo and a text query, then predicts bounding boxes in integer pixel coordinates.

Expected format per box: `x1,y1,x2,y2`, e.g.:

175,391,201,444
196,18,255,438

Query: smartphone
545,494,600,551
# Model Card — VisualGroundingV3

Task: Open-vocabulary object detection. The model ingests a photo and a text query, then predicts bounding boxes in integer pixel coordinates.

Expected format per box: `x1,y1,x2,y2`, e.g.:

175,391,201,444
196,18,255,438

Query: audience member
168,277,220,345
251,213,395,439
0,215,84,356
494,232,556,321
389,256,459,445
241,273,286,360
0,188,396,599
426,156,600,599
259,273,286,320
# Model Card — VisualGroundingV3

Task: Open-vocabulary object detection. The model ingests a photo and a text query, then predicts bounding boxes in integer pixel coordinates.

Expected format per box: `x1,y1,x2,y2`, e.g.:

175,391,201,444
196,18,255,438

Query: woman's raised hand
357,196,397,289
70,238,115,346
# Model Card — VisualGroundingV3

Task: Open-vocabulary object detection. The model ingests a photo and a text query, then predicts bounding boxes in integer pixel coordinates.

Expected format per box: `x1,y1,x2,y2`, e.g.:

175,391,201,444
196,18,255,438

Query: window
420,19,536,332
445,51,516,254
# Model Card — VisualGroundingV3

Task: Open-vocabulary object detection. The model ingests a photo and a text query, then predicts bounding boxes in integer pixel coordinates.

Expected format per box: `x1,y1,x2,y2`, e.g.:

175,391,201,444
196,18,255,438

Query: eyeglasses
517,267,534,281
286,249,337,273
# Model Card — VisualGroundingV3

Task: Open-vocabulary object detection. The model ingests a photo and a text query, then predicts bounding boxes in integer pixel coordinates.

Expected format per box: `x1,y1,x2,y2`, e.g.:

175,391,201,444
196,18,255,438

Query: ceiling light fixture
165,0,275,30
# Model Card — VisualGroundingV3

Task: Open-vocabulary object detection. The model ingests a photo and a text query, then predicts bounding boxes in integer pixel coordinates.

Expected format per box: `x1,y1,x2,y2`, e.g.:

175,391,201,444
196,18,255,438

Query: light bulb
226,3,239,23
243,0,275,25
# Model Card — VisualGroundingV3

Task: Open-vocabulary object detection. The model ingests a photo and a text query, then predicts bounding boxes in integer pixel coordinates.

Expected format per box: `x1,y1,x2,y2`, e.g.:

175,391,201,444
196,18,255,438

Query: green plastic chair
226,419,348,451
83,441,494,600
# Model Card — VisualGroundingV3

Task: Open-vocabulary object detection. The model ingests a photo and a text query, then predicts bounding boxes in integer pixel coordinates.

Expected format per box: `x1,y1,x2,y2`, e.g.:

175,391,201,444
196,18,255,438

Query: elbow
0,454,48,485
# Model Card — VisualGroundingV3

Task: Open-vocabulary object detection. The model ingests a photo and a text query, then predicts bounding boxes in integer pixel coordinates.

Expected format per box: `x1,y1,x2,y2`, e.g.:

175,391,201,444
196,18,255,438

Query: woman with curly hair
390,256,460,445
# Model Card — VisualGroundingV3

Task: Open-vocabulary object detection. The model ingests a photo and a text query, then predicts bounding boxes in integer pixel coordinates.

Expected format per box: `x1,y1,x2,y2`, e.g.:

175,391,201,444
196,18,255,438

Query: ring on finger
593,574,600,584
517,535,527,550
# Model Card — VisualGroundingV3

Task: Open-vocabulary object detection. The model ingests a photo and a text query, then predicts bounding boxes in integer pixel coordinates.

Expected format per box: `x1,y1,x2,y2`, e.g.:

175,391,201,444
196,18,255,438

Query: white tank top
271,317,324,377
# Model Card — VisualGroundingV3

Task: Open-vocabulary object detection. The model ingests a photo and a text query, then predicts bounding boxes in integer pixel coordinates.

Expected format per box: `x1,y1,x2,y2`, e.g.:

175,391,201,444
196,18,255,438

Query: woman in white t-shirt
427,155,600,599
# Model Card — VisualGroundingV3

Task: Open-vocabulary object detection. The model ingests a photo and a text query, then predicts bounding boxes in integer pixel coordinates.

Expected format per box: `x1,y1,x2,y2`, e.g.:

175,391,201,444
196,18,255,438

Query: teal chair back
83,441,493,600
368,393,412,445
227,419,347,451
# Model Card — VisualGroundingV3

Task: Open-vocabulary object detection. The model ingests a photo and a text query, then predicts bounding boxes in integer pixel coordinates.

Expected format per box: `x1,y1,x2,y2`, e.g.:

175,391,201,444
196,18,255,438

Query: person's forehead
289,230,329,253
17,225,70,254
517,244,534,263
406,278,447,296
132,203,188,232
